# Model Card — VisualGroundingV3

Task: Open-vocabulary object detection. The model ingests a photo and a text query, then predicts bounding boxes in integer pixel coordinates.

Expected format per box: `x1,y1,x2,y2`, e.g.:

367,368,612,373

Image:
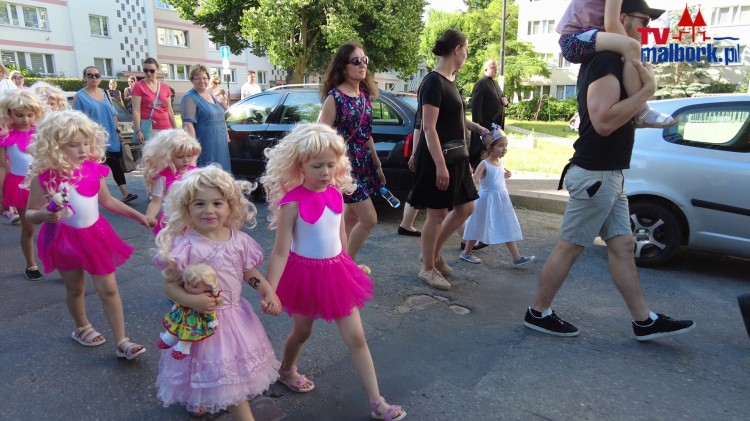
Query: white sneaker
459,252,482,264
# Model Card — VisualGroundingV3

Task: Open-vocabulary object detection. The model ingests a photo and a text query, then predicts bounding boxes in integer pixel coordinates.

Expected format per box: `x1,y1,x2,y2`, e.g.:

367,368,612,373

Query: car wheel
629,201,681,267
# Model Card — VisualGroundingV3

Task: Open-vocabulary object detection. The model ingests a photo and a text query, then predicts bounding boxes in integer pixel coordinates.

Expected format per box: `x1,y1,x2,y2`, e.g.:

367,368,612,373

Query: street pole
500,0,507,91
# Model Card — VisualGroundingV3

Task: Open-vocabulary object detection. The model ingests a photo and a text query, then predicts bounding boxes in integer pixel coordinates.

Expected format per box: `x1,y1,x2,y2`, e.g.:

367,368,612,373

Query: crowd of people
0,1,705,419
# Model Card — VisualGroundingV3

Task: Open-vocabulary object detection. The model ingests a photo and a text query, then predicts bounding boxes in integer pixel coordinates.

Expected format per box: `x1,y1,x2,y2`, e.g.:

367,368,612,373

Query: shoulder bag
140,81,161,141
441,107,469,164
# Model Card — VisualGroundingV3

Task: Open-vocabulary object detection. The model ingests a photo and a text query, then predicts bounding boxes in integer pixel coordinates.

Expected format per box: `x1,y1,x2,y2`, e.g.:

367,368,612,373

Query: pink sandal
278,367,315,393
115,337,146,360
71,324,106,347
370,396,406,421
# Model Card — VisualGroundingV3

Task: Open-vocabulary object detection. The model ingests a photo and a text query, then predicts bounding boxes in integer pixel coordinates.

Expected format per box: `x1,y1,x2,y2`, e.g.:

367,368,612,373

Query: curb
509,192,567,215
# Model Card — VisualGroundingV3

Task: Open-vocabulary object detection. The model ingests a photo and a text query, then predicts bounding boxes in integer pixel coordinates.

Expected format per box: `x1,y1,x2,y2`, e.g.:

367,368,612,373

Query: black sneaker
524,308,580,337
632,313,695,341
24,267,43,281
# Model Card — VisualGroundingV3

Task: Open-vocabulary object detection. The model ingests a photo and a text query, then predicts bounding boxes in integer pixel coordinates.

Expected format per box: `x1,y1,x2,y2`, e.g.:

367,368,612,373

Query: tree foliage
170,0,425,83
166,0,258,54
419,0,549,99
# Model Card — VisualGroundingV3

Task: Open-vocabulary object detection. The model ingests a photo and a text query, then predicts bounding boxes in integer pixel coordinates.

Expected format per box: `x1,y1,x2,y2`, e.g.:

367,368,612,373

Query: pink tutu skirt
156,299,280,414
3,173,29,208
37,216,134,275
277,251,373,322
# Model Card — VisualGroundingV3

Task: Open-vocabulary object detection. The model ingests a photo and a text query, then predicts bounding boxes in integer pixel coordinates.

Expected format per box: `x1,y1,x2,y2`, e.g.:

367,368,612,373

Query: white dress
463,159,522,244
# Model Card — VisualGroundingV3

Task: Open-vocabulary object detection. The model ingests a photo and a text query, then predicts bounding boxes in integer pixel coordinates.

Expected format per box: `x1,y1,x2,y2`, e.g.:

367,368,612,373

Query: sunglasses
348,56,369,66
85,73,101,79
11,75,24,80
626,14,651,27
143,68,157,74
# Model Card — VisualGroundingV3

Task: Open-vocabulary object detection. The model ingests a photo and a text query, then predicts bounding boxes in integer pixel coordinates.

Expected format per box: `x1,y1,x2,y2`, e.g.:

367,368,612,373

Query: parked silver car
625,94,750,266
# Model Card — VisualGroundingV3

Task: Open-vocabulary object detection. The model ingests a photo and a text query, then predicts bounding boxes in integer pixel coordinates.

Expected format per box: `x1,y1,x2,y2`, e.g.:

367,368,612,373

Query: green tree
169,0,426,83
166,0,258,54
419,0,548,99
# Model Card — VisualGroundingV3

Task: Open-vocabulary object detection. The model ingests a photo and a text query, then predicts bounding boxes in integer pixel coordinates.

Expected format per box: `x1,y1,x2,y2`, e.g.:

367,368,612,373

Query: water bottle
380,186,401,208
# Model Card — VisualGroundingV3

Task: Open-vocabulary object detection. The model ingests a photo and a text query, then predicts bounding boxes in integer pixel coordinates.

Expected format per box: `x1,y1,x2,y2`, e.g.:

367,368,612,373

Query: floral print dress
329,88,381,203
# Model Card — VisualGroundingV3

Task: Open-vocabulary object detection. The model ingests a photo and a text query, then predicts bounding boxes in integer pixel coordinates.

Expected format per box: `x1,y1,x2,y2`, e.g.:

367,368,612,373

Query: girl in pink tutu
0,90,47,280
154,165,282,419
24,110,152,359
262,123,406,421
139,129,201,235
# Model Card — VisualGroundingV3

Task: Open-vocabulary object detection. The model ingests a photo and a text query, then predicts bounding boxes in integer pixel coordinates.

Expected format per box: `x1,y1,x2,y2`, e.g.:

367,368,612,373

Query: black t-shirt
571,51,635,170
416,71,465,152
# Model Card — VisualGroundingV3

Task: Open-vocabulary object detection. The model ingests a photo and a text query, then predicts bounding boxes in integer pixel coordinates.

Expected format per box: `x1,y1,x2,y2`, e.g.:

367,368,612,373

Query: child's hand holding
39,207,61,223
136,212,153,228
261,290,282,316
145,215,158,228
504,169,512,179
188,292,219,314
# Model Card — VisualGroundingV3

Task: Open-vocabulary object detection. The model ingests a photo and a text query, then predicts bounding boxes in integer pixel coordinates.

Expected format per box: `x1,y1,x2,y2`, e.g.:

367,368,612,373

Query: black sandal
122,193,138,203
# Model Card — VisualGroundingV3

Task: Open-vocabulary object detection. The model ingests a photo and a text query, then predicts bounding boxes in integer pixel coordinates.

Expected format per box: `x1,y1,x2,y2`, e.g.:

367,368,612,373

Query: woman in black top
409,29,488,291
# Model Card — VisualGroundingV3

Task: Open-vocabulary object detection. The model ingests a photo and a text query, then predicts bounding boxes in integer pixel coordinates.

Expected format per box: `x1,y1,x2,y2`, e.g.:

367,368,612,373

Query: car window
279,93,321,124
226,93,280,125
371,100,403,126
666,104,750,152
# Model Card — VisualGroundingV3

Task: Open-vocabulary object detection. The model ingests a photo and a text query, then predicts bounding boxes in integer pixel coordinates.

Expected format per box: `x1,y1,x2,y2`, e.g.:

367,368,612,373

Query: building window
157,27,189,48
208,39,219,51
541,85,551,97
0,2,48,30
712,5,750,25
555,85,577,100
1,49,55,75
256,71,267,85
537,52,555,66
558,54,571,68
164,63,190,80
94,58,113,76
155,0,176,10
527,20,555,35
209,67,236,83
89,15,109,37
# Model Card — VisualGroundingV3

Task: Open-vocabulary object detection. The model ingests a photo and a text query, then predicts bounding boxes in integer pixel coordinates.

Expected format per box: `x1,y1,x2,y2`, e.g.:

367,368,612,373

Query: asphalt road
1,173,748,420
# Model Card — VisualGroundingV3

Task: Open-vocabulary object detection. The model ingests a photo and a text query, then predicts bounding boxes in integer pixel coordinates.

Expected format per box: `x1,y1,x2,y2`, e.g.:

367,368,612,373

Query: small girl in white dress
461,124,535,266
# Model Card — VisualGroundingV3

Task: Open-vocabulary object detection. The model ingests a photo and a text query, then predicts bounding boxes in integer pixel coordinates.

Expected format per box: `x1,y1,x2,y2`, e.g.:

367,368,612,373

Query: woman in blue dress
181,65,231,171
73,65,138,203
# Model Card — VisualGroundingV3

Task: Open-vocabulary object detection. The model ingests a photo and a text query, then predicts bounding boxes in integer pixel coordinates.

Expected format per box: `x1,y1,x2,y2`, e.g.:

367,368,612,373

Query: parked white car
625,94,750,266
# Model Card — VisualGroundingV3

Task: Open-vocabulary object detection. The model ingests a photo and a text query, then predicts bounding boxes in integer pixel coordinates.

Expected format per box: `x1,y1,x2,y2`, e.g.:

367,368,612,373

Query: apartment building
517,0,750,100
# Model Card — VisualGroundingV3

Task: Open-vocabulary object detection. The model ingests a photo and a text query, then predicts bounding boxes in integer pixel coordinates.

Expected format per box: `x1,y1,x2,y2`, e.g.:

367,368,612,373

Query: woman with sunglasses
131,57,176,143
318,43,382,272
9,70,26,91
209,75,228,108
122,76,137,114
72,66,138,203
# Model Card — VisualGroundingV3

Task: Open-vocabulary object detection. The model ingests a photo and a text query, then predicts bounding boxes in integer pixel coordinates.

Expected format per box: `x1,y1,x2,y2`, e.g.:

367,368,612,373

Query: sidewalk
503,125,572,214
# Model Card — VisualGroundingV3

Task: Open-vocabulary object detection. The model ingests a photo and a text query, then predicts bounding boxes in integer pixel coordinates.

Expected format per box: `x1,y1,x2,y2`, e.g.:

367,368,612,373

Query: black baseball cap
621,0,666,20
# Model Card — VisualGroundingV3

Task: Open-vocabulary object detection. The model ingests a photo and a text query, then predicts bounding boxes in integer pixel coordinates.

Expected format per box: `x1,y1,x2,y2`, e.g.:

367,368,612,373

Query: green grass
502,136,573,174
505,119,579,140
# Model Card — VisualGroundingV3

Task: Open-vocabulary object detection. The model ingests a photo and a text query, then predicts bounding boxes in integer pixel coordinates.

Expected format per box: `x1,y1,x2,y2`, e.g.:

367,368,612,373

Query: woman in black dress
409,29,488,291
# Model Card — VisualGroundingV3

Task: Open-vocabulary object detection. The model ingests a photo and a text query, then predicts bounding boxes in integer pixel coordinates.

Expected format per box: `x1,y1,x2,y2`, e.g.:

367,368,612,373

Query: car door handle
247,134,262,141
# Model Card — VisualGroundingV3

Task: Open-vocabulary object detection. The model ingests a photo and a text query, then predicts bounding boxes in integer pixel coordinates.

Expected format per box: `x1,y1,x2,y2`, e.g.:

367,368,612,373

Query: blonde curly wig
260,123,355,228
182,263,219,297
30,81,69,113
0,90,46,137
25,110,108,194
138,129,202,195
155,165,258,277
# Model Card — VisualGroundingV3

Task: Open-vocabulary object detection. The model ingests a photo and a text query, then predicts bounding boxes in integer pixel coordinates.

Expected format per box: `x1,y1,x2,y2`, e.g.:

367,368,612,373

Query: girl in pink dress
24,110,153,359
0,90,47,280
154,165,282,419
262,123,406,421
140,130,201,235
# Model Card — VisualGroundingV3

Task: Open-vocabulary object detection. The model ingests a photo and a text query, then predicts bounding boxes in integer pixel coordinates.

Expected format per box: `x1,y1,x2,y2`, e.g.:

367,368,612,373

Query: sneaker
512,256,536,266
459,251,482,264
632,313,695,341
524,308,580,337
435,255,453,275
10,214,21,225
418,269,451,291
24,267,43,281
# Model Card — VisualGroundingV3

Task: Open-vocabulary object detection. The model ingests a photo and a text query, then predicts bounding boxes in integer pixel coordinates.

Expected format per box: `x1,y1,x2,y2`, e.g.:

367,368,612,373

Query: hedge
505,97,578,121
23,77,175,99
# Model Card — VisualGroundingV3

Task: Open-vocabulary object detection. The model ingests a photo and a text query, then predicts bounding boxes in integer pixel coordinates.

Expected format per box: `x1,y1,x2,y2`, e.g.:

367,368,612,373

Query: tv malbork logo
638,5,741,64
